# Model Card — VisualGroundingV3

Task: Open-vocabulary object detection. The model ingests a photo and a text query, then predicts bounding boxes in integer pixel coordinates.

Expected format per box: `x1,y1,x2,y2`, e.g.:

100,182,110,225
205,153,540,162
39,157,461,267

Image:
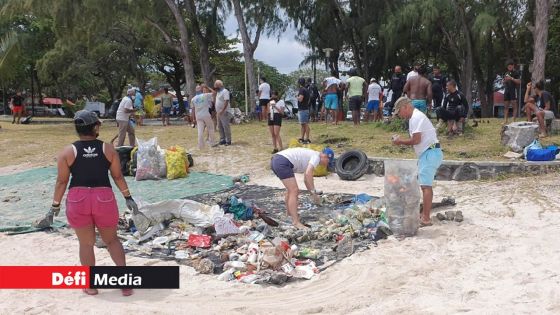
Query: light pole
518,63,524,118
323,48,333,73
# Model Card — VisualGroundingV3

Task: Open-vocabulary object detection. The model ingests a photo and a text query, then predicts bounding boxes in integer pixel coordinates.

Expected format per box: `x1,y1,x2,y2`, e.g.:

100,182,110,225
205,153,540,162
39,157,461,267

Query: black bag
115,146,134,176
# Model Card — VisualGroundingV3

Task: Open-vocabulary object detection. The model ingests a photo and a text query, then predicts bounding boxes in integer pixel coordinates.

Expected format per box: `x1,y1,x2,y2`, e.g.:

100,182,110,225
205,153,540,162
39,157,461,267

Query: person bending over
270,147,333,229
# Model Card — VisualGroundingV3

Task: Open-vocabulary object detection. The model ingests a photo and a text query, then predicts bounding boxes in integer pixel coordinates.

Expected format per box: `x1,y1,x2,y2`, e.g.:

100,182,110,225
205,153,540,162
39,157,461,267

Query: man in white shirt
271,147,334,229
366,78,383,122
214,80,232,146
191,84,215,149
258,77,271,121
116,88,137,146
391,97,443,227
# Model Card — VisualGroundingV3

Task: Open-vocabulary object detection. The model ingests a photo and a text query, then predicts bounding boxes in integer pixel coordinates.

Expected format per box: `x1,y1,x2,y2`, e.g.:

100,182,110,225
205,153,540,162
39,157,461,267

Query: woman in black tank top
49,110,138,296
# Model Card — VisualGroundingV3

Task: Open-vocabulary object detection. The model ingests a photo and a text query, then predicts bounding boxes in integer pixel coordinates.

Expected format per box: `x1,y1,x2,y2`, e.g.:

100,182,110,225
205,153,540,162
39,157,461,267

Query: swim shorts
418,148,443,186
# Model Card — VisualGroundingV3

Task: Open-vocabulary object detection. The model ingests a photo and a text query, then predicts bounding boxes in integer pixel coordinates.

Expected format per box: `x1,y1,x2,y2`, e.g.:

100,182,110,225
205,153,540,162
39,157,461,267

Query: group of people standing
387,63,469,136
114,81,234,150
190,80,233,148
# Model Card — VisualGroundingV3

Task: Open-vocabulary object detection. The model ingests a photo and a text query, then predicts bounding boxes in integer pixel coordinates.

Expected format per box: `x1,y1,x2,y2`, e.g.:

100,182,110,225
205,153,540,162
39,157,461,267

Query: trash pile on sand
116,187,396,285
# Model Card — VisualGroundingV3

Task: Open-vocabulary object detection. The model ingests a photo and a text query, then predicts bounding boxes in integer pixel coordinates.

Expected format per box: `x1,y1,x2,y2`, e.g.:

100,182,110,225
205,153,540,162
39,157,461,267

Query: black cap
73,110,100,126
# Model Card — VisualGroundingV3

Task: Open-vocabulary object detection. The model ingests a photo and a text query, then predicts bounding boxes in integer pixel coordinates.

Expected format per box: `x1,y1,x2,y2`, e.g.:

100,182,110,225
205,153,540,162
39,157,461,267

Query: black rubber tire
335,150,369,181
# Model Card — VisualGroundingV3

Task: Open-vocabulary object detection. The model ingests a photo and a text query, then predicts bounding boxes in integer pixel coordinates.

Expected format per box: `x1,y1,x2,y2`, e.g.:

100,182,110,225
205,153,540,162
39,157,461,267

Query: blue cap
322,147,335,169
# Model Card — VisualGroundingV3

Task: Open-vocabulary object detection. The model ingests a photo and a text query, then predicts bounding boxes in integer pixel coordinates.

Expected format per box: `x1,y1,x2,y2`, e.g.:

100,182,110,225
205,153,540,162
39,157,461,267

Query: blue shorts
298,110,310,124
324,94,338,110
367,100,380,112
418,148,443,186
412,99,427,113
162,107,171,115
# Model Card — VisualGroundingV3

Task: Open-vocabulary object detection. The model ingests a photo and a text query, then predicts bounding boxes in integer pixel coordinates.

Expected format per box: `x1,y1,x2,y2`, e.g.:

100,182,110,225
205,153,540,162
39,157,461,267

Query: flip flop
419,221,433,227
121,288,134,296
82,288,98,296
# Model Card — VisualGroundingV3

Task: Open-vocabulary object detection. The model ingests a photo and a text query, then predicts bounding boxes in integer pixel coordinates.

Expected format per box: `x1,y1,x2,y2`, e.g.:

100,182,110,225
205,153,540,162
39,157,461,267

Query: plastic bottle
298,248,320,259
384,160,421,236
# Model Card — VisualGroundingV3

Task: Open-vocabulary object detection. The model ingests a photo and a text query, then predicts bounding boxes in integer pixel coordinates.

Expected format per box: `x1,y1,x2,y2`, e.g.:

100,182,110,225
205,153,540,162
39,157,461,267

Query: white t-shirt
324,77,341,89
407,70,418,81
191,93,213,119
116,96,133,121
259,82,271,100
269,99,286,119
215,88,230,113
409,108,438,156
367,83,382,102
278,148,320,173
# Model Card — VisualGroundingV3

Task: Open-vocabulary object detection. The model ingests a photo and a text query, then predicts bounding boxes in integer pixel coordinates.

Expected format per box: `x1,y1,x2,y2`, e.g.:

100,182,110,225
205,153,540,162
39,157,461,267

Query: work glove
50,204,61,217
125,196,139,214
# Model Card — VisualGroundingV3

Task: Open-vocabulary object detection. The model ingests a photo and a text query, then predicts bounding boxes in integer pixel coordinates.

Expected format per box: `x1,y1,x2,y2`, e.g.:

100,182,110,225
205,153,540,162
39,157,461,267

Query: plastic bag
135,137,167,181
129,147,138,176
138,199,224,228
526,146,559,161
287,138,329,176
165,147,187,180
523,139,542,158
384,160,421,236
187,234,211,248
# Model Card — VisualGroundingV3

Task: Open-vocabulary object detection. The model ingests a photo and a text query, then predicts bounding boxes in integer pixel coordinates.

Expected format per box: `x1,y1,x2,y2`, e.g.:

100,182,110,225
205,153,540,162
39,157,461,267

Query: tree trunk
456,1,474,117
33,69,43,105
531,0,552,83
186,0,215,86
232,0,262,112
164,0,196,100
482,31,494,118
1,82,7,114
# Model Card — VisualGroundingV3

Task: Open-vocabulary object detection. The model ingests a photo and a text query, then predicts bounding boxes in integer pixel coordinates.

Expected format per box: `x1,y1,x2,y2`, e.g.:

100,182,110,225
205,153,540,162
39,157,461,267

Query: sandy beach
1,154,559,315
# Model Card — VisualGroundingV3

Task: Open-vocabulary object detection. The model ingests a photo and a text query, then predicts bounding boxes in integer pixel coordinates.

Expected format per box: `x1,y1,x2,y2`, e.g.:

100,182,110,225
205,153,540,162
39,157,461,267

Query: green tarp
0,167,233,227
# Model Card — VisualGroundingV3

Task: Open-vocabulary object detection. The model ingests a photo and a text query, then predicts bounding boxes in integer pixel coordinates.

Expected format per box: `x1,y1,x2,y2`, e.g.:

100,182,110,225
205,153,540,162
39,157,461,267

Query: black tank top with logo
69,140,112,188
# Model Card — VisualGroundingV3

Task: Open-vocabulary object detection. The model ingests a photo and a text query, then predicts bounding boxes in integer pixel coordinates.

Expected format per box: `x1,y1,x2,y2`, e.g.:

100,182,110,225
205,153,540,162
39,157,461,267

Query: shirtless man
403,65,432,114
322,71,341,125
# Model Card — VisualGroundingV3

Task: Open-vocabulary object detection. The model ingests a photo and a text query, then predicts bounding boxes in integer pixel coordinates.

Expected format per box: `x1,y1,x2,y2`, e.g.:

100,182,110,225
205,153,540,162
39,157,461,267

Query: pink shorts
65,187,119,228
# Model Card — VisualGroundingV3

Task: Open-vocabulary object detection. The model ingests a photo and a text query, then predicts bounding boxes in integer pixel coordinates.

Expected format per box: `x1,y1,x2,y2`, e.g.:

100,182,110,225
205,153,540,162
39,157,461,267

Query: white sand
1,150,560,314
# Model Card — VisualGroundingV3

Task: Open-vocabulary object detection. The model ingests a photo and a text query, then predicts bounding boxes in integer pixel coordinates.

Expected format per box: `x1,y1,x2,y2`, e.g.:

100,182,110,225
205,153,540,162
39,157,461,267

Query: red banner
0,266,90,289
0,266,179,289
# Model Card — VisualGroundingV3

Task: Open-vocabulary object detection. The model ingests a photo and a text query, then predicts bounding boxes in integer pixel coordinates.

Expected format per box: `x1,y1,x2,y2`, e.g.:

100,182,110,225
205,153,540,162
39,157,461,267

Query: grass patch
0,117,559,168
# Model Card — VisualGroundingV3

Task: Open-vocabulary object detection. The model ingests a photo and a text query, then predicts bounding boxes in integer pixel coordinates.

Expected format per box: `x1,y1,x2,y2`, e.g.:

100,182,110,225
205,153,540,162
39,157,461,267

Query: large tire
335,150,369,181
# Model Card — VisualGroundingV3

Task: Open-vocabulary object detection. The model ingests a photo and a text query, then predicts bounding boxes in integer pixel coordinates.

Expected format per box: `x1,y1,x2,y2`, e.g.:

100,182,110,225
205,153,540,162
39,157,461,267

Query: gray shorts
271,154,294,180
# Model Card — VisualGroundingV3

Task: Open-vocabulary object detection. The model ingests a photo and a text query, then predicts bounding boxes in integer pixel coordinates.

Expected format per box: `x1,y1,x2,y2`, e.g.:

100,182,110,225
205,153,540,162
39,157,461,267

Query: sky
224,15,309,74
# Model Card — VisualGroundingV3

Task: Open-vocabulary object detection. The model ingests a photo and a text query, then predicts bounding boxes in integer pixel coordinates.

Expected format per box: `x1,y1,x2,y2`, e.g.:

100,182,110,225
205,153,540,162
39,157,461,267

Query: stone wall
365,157,560,181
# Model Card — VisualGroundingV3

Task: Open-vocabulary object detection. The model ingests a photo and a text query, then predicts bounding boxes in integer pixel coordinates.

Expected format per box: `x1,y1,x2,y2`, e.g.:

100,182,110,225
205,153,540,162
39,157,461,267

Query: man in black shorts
436,80,469,136
258,77,271,121
297,78,311,143
430,66,446,109
502,60,521,124
267,91,286,153
345,68,367,126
